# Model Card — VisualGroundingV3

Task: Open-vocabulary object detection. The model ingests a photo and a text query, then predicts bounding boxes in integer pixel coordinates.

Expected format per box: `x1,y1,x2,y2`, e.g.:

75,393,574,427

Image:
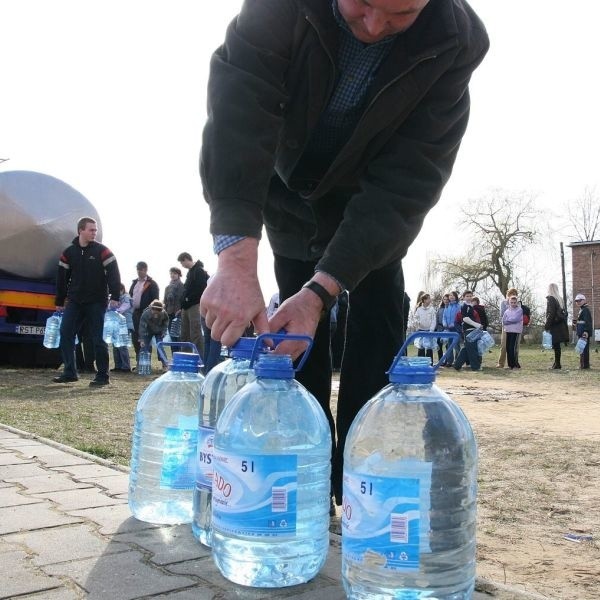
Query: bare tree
568,186,600,241
436,189,542,298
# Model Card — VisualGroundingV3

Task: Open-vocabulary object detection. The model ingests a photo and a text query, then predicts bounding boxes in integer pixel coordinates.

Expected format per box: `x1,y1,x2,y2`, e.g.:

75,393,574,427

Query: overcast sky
2,0,598,304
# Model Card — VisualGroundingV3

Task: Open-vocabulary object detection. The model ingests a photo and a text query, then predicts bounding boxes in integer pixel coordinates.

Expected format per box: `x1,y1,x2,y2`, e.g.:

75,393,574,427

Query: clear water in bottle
211,349,331,588
170,316,182,338
103,310,121,345
575,337,587,354
137,351,151,376
192,337,256,547
342,334,477,600
43,312,62,349
129,351,205,524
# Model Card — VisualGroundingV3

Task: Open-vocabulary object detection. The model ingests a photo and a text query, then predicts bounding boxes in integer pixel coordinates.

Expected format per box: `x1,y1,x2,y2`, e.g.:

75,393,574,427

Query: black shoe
52,375,79,383
89,378,110,387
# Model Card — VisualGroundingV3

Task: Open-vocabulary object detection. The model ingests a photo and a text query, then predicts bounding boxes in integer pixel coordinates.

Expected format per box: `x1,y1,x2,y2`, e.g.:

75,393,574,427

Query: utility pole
560,242,568,308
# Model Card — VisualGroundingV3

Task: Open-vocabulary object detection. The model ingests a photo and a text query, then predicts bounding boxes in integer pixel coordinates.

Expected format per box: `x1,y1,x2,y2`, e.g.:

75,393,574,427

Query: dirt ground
445,375,600,600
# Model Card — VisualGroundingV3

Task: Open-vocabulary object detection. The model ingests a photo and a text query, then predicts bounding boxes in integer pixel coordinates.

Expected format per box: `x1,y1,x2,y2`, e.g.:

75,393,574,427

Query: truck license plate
15,325,45,335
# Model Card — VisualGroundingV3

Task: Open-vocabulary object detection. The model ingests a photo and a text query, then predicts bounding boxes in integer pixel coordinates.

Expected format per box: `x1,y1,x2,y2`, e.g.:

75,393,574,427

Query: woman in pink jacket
502,296,523,370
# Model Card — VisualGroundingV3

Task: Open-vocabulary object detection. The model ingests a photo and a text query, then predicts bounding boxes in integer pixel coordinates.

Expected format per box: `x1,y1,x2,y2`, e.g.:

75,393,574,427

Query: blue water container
211,334,331,587
102,309,123,345
342,332,477,600
43,312,62,349
129,344,204,524
192,336,257,547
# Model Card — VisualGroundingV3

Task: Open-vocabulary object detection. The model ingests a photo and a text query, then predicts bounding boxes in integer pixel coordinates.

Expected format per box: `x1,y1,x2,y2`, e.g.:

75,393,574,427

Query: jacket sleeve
317,36,489,289
138,313,148,339
201,0,296,238
55,249,71,305
544,298,556,330
101,247,121,301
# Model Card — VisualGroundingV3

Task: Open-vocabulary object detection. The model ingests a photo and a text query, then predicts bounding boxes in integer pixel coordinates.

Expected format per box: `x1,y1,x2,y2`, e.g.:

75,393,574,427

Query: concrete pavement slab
16,473,93,494
5,522,130,566
31,487,127,511
14,588,83,600
68,504,160,536
42,550,198,600
0,462,52,480
54,463,127,479
0,485,45,507
0,549,63,599
114,524,209,566
78,473,129,495
0,451,34,465
0,501,83,535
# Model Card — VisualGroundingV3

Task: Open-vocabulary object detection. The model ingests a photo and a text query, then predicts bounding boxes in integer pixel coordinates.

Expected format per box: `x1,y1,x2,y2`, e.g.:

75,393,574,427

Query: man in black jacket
199,0,489,503
53,217,121,386
178,252,208,357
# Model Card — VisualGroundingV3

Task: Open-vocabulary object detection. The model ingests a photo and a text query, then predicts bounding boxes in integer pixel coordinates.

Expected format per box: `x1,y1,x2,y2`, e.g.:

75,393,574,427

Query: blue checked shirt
213,0,394,256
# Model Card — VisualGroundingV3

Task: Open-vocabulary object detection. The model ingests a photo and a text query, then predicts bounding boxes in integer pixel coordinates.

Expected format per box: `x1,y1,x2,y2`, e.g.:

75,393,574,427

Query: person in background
163,267,185,343
496,287,518,368
178,252,209,357
453,290,483,372
574,293,593,369
53,217,120,386
199,0,489,506
442,291,462,367
544,283,569,370
471,296,489,330
501,295,523,370
138,300,169,370
129,261,159,366
436,294,450,362
111,283,133,373
414,292,437,364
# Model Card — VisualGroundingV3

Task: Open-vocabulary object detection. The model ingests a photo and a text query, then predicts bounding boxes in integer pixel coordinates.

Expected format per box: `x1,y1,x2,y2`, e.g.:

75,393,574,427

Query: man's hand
269,272,340,360
109,299,119,310
201,238,269,347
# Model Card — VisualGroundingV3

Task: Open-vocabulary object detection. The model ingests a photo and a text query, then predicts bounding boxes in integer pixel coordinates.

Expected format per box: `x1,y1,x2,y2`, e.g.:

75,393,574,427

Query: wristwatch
302,281,338,317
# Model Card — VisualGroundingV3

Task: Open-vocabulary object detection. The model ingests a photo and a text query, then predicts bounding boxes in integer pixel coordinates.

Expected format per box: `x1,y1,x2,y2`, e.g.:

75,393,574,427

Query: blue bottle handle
389,331,461,374
250,332,313,372
156,341,202,365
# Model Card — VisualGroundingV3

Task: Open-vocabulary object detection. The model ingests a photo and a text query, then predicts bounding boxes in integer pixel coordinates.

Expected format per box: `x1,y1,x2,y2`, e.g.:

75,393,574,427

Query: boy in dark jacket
574,293,593,369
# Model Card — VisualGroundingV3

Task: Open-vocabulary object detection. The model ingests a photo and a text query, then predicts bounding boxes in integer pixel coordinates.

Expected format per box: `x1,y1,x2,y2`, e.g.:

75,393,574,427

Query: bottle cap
254,354,294,379
171,352,201,373
389,356,436,384
230,336,256,359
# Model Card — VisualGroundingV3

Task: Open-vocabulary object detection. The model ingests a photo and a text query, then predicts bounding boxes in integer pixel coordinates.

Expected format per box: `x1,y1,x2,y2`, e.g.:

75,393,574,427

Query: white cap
575,293,586,301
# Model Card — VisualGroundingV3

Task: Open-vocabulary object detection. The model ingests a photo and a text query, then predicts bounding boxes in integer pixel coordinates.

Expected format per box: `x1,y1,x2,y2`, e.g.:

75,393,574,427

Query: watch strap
302,281,337,312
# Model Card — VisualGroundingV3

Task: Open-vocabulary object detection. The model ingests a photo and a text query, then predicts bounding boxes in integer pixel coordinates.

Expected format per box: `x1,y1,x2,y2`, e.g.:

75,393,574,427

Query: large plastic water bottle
129,344,204,524
43,312,62,348
103,309,122,345
342,332,477,600
137,351,152,376
170,316,182,339
211,334,331,587
541,330,553,350
192,336,257,547
575,337,587,354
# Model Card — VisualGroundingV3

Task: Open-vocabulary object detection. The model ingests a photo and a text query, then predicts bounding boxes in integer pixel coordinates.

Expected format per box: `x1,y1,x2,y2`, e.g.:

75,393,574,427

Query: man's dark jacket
128,277,160,312
181,261,209,309
55,238,120,305
201,0,489,290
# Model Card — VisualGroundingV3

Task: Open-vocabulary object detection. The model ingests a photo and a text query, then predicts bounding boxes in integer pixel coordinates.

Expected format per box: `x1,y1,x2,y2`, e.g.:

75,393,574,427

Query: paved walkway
0,425,544,600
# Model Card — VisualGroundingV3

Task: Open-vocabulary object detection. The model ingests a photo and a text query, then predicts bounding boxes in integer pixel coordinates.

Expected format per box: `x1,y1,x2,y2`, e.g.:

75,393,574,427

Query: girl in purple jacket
502,296,523,370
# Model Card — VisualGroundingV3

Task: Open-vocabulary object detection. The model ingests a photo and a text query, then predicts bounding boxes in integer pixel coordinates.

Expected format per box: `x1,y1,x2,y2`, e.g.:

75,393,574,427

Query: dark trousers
580,338,590,369
552,342,562,368
59,301,108,380
274,255,406,504
132,309,142,360
454,336,482,371
506,332,520,368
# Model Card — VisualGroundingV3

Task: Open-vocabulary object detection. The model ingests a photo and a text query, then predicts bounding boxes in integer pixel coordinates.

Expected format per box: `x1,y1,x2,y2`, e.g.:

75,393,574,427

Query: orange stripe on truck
0,290,55,310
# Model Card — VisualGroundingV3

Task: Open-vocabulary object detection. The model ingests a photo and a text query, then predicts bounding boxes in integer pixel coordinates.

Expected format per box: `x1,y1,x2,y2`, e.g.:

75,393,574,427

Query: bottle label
196,425,215,491
212,450,298,538
159,427,198,490
342,461,432,572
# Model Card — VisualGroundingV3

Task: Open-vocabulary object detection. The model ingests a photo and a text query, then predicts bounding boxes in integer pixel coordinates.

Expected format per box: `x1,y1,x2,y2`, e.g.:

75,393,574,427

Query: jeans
140,335,166,366
453,335,482,371
274,255,406,504
112,330,132,370
59,301,108,380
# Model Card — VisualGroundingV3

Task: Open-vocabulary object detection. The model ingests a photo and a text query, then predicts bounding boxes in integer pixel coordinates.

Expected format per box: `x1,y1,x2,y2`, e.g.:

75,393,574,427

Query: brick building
568,240,600,333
